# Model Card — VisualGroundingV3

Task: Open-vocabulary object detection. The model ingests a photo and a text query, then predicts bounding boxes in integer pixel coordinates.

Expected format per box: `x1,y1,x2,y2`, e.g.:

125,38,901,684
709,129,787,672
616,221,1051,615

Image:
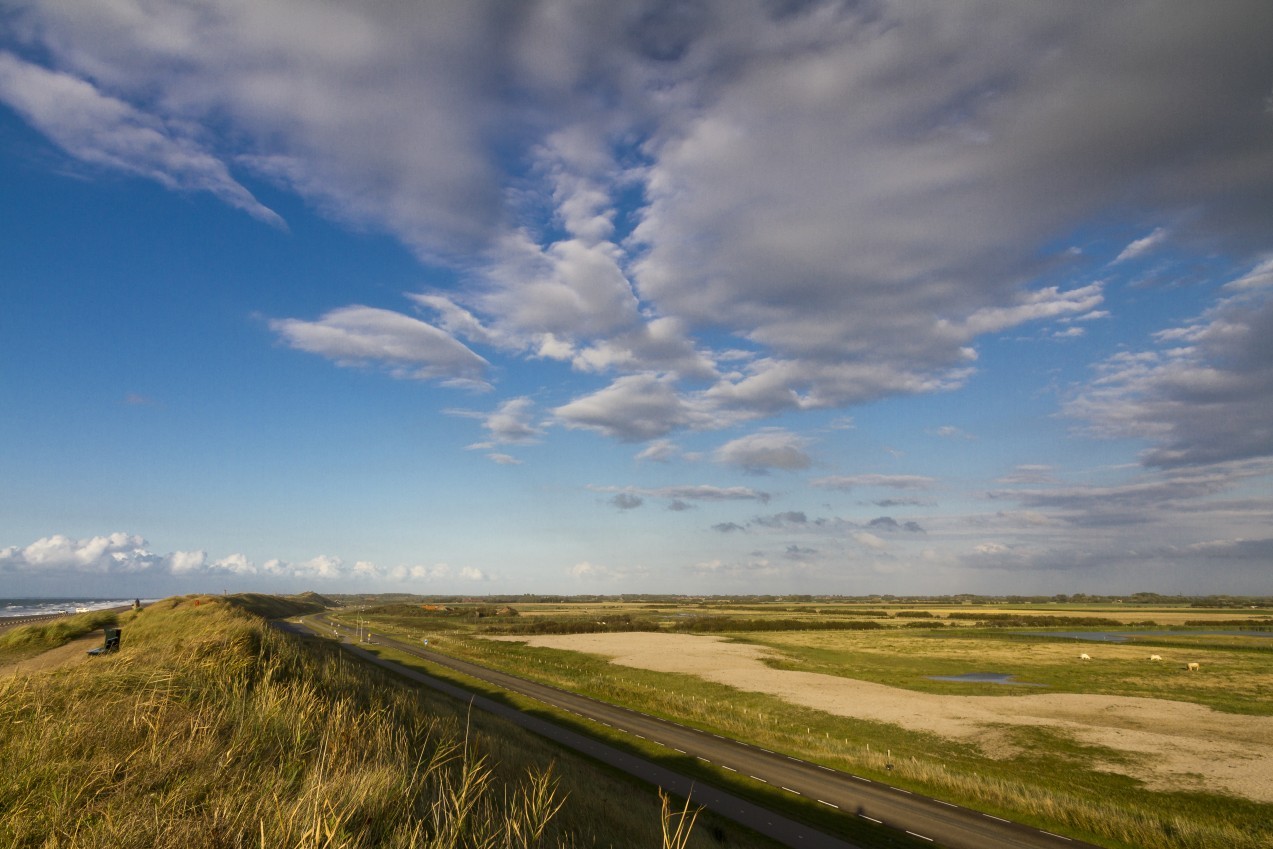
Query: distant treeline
669,617,884,633
946,613,1126,628
324,591,1273,608
361,603,517,619
1182,619,1273,630
480,614,660,636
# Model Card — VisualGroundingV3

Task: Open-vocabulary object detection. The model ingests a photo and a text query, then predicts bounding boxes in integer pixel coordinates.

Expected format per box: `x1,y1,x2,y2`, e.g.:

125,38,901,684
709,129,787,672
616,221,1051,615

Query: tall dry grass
0,598,573,849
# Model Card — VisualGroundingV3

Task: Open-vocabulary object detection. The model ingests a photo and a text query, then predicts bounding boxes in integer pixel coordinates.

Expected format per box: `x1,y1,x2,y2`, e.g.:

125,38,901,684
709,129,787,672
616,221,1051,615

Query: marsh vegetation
347,597,1273,849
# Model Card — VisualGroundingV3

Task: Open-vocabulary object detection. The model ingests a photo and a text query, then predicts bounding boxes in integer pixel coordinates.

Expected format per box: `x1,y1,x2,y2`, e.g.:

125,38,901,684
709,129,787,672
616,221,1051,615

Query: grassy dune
0,610,121,660
0,596,766,849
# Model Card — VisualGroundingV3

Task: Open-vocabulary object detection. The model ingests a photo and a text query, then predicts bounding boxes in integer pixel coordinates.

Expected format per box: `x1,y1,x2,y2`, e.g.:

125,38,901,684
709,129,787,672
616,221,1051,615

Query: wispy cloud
811,474,936,491
1113,228,1168,263
270,305,489,387
0,52,283,227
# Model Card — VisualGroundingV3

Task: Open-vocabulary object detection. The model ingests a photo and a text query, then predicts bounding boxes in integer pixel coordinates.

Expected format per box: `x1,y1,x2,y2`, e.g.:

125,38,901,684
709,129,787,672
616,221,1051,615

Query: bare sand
493,632,1273,803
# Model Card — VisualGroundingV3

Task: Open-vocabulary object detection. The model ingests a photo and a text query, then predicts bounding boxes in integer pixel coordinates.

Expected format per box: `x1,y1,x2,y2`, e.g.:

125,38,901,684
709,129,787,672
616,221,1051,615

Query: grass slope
0,596,770,849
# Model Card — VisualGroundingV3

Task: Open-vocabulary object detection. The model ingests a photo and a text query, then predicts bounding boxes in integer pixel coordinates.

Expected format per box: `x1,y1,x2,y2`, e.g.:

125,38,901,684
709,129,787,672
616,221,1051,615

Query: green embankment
0,596,766,849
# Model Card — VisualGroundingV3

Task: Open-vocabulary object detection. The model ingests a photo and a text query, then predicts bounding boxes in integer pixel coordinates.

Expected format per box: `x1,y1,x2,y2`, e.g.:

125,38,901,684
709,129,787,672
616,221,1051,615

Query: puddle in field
1027,630,1273,642
926,672,1046,687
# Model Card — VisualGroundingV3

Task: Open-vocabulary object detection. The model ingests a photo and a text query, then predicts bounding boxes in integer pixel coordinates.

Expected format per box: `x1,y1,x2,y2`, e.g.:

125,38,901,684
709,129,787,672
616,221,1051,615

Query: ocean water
0,598,154,619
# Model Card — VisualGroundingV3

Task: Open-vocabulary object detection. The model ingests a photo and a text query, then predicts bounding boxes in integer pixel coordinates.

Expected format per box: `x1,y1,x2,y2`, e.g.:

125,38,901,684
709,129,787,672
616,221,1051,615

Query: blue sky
2,1,1271,597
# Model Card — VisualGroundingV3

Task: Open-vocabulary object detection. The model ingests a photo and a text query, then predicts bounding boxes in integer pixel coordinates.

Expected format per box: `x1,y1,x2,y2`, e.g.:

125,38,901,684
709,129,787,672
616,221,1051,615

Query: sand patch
0,632,103,678
492,632,1273,803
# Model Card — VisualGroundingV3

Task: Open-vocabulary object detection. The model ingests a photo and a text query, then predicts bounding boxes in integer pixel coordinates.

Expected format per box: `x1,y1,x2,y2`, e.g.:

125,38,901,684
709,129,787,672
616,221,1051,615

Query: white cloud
555,374,719,441
2,533,157,573
167,550,208,575
1222,257,1273,292
635,439,681,463
589,483,770,505
481,397,543,445
853,532,888,551
570,561,605,578
1065,282,1273,467
0,535,286,581
933,425,975,440
6,0,1273,464
714,428,812,473
811,474,936,491
210,553,256,575
1113,228,1168,263
0,52,283,227
270,305,489,386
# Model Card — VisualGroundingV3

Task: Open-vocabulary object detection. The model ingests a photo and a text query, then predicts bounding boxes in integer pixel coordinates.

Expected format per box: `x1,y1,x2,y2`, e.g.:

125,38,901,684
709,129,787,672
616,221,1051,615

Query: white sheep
1186,662,1200,672
1148,654,1163,661
1078,653,1091,661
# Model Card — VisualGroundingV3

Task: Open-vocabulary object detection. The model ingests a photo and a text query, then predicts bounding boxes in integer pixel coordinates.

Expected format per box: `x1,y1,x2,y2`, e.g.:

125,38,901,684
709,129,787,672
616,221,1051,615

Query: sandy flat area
492,632,1273,803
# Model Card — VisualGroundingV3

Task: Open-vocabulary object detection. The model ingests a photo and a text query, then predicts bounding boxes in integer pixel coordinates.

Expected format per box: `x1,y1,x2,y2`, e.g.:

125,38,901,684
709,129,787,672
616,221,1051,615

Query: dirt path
493,631,1273,803
0,632,102,678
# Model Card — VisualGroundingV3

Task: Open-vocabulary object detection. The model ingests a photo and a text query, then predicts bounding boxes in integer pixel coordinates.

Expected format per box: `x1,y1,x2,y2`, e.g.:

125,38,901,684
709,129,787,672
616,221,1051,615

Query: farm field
348,597,1273,849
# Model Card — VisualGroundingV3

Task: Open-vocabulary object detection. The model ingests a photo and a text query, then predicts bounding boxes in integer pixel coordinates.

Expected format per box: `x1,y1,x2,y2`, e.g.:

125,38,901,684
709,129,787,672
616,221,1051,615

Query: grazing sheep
1187,662,1200,672
1148,654,1163,661
1078,653,1092,660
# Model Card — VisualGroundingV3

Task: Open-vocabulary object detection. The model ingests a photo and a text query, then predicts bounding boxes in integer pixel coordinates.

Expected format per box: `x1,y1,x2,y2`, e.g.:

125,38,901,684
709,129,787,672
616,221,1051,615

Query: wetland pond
1026,630,1273,642
925,672,1046,686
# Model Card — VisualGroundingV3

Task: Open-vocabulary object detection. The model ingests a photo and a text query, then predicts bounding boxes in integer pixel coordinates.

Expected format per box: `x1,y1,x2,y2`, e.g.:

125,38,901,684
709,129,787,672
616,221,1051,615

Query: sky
2,0,1272,598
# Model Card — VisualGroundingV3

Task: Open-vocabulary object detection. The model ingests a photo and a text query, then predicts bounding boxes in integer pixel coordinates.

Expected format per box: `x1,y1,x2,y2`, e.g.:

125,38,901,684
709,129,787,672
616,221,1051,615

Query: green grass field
344,598,1273,849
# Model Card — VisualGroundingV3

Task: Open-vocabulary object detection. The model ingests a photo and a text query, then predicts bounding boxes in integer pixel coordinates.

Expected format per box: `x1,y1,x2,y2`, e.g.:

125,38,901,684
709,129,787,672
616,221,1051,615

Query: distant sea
0,598,158,619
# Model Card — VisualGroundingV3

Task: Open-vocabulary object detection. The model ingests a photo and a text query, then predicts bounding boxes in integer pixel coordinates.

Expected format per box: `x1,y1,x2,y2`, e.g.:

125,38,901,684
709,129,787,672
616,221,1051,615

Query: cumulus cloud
714,428,812,473
6,2,1266,442
569,560,642,582
478,397,543,444
270,305,489,387
0,533,342,580
555,374,740,441
1,533,160,573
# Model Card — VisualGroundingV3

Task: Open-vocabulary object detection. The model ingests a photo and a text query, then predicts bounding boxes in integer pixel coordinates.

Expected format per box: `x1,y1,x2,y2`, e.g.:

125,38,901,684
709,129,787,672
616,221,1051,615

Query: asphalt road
304,615,1102,849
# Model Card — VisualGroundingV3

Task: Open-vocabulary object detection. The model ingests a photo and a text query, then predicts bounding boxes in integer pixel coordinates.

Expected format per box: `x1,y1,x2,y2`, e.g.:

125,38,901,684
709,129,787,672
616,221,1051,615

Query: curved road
304,615,1101,849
